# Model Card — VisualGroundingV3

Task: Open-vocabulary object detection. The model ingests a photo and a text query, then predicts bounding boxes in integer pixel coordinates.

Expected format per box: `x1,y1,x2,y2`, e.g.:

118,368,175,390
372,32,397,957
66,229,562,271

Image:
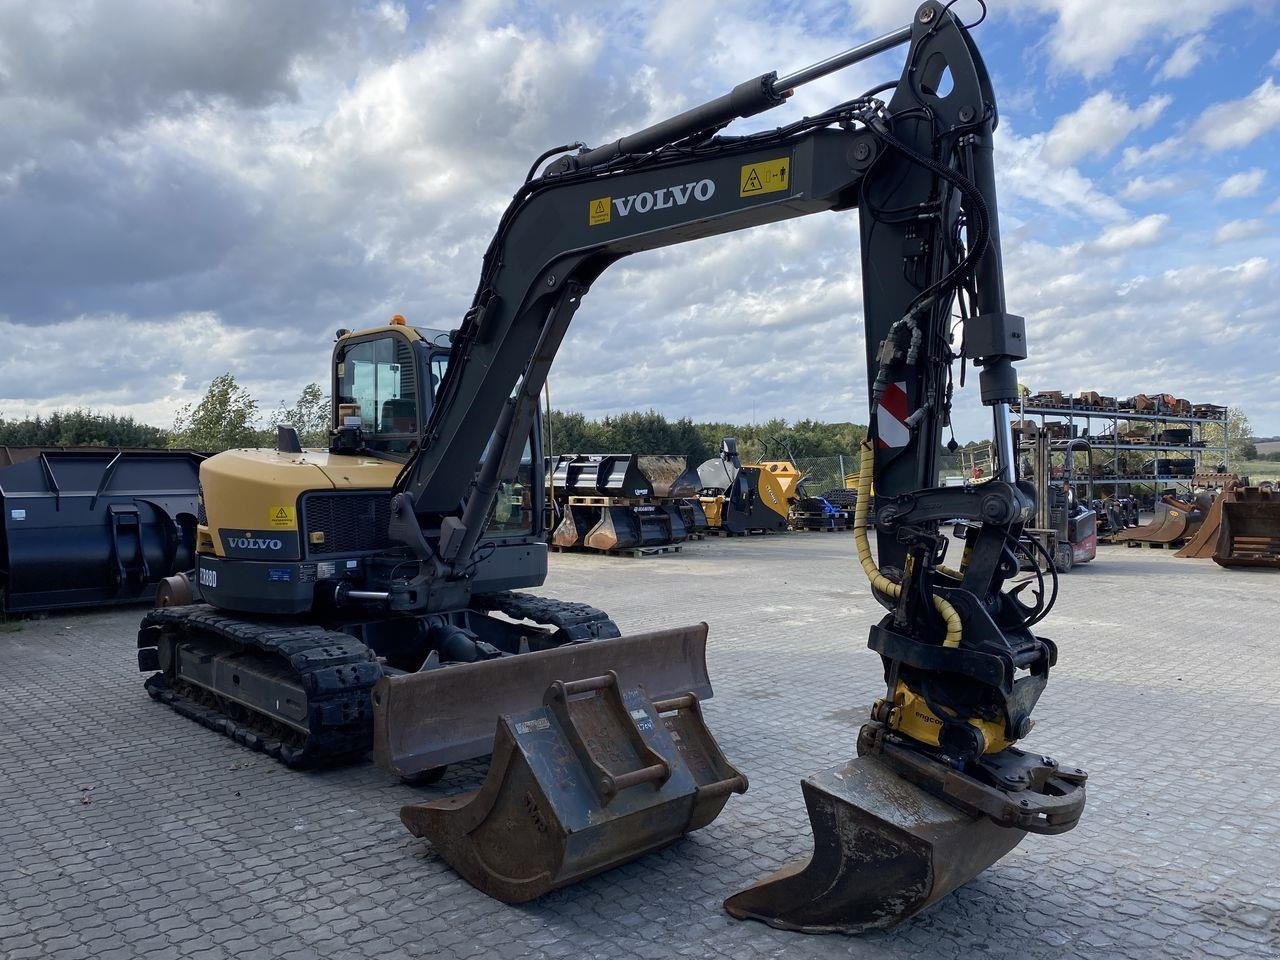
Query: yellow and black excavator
137,1,1085,933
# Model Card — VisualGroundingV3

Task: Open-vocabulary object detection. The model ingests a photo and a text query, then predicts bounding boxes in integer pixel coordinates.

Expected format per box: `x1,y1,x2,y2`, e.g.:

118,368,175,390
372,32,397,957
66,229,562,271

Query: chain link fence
793,454,862,497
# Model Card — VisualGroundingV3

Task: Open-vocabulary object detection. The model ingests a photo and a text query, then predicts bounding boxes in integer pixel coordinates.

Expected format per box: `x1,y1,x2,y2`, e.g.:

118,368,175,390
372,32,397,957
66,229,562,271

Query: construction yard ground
1,533,1277,960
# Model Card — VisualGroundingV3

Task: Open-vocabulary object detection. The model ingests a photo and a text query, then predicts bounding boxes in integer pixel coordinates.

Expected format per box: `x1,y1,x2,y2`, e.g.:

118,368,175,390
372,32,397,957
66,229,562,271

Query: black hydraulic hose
525,142,586,183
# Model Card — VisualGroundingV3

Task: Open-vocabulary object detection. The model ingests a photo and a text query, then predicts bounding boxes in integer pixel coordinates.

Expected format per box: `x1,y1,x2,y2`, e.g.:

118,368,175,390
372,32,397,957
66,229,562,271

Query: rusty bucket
400,673,746,903
723,755,1026,934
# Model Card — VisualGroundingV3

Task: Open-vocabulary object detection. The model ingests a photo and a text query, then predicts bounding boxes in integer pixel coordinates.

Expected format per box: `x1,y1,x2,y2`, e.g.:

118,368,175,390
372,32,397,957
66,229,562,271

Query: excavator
136,1,1086,934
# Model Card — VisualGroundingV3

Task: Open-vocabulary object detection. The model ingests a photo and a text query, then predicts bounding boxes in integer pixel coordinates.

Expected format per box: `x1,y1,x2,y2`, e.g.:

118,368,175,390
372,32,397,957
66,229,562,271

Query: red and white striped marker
876,380,910,449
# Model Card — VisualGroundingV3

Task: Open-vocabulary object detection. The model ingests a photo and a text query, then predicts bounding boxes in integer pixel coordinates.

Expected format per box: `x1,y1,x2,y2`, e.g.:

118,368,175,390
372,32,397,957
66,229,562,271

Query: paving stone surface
1,534,1277,959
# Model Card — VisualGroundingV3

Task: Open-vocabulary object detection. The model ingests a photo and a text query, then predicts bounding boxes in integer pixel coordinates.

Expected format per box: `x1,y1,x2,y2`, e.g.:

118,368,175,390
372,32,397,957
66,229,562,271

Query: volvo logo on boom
588,179,715,226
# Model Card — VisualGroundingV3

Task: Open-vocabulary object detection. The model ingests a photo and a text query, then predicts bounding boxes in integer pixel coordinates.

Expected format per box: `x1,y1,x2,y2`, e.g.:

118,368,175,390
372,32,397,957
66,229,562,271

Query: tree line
0,375,331,453
545,409,869,466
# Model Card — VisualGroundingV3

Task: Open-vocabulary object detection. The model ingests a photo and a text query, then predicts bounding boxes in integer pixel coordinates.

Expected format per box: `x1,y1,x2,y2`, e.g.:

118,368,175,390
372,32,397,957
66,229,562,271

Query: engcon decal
588,179,715,225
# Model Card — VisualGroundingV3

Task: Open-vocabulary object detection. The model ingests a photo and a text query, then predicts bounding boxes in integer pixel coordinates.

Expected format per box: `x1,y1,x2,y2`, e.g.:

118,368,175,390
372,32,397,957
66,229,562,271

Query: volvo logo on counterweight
227,535,283,550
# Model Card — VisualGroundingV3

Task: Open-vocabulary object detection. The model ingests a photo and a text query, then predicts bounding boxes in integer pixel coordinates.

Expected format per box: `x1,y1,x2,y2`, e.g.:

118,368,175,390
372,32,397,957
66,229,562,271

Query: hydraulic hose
853,439,962,648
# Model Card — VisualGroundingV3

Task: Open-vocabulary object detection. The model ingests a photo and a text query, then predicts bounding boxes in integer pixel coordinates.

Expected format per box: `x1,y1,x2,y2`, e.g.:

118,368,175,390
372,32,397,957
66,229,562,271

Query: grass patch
1237,460,1280,481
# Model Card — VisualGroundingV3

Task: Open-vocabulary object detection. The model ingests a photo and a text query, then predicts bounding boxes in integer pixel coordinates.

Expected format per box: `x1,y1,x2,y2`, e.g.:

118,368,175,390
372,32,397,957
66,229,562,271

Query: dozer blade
372,624,712,779
400,674,746,903
724,756,1026,934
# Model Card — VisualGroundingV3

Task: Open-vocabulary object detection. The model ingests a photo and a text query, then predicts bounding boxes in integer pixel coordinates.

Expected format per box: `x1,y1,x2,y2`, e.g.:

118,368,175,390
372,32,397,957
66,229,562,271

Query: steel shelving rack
1015,398,1230,501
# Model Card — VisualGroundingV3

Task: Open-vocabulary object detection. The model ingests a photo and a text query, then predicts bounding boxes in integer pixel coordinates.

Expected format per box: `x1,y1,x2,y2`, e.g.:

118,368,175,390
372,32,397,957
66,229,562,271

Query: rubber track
138,605,382,768
473,591,621,641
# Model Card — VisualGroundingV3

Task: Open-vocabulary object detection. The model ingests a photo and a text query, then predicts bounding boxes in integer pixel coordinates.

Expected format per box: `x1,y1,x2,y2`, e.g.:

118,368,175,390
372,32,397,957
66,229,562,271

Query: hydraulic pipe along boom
565,24,914,171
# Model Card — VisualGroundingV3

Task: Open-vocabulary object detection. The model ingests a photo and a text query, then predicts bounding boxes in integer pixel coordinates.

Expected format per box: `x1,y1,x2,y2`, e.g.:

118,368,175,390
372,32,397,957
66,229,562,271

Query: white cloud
1269,196,1280,215
1154,34,1208,80
1216,168,1267,200
1041,92,1170,166
1120,176,1178,201
1271,49,1280,69
995,124,1129,223
1213,219,1269,244
1029,0,1249,78
1119,136,1182,170
1085,214,1170,254
1195,78,1280,150
849,0,917,33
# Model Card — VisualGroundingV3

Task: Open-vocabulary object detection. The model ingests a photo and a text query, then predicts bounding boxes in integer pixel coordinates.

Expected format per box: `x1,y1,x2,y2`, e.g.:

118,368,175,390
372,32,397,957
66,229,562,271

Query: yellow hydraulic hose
853,439,963,648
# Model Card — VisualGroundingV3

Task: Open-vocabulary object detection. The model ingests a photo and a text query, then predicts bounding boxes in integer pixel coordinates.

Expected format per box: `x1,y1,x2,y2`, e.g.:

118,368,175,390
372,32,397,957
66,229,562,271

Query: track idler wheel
723,755,1025,934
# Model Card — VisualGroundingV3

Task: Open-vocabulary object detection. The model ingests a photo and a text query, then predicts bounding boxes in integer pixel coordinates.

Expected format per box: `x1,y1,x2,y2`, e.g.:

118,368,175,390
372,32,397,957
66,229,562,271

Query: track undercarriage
137,591,628,770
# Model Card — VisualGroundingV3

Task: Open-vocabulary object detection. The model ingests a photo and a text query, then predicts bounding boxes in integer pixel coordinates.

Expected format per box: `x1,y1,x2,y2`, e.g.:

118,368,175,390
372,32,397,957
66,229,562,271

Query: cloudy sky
2,0,1279,440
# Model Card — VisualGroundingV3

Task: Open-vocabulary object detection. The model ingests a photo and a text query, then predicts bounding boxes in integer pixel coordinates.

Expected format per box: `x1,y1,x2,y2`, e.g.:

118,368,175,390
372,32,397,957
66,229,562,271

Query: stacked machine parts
1017,390,1232,548
0,446,203,614
548,453,707,552
133,3,1088,933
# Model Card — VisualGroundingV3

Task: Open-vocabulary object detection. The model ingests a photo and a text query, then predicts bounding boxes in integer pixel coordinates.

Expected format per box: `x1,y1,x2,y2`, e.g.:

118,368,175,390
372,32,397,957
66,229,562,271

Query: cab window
337,336,419,452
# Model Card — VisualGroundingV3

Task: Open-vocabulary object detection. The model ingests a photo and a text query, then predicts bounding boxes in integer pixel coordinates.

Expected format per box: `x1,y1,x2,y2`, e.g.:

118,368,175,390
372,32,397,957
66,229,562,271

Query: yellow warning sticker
268,505,296,528
588,197,611,226
740,157,789,197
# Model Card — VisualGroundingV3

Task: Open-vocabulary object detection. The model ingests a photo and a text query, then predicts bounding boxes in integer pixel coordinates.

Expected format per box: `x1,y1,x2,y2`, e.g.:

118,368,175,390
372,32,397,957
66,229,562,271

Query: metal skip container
0,447,203,613
399,672,747,903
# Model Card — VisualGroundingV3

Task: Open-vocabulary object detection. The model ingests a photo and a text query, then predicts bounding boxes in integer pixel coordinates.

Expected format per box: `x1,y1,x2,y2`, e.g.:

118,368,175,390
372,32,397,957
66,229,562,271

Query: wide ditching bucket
372,624,713,780
400,673,746,903
1214,487,1280,568
1112,498,1194,545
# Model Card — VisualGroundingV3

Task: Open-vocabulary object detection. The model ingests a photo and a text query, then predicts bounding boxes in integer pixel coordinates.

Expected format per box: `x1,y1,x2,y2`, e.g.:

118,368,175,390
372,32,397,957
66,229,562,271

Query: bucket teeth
724,755,1026,934
400,676,745,903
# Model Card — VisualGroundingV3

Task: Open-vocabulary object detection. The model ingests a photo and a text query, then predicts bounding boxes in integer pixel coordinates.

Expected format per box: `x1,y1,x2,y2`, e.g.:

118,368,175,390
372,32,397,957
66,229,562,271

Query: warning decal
588,197,611,226
739,157,789,197
876,381,911,449
268,505,296,528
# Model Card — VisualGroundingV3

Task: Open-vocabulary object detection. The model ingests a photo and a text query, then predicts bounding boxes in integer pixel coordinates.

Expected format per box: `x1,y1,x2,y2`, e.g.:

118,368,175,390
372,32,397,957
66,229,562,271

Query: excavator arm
394,1,1020,582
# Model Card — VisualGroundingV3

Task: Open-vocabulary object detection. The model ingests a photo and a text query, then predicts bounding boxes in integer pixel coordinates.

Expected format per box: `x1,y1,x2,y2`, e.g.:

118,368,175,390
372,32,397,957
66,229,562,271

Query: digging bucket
723,754,1026,934
1215,488,1280,567
372,624,713,780
399,674,746,902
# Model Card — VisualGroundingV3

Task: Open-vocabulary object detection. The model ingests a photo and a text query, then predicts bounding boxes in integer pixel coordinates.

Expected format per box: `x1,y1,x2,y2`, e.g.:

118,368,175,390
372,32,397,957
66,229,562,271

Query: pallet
605,543,683,558
566,495,655,507
792,524,851,533
1124,539,1186,550
550,543,684,557
705,527,783,537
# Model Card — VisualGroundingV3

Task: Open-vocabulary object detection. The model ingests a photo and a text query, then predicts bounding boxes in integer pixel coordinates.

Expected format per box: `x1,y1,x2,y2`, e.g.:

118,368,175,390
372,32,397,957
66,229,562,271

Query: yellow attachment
699,495,725,528
752,467,790,521
882,681,1012,755
758,460,804,504
853,439,962,648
